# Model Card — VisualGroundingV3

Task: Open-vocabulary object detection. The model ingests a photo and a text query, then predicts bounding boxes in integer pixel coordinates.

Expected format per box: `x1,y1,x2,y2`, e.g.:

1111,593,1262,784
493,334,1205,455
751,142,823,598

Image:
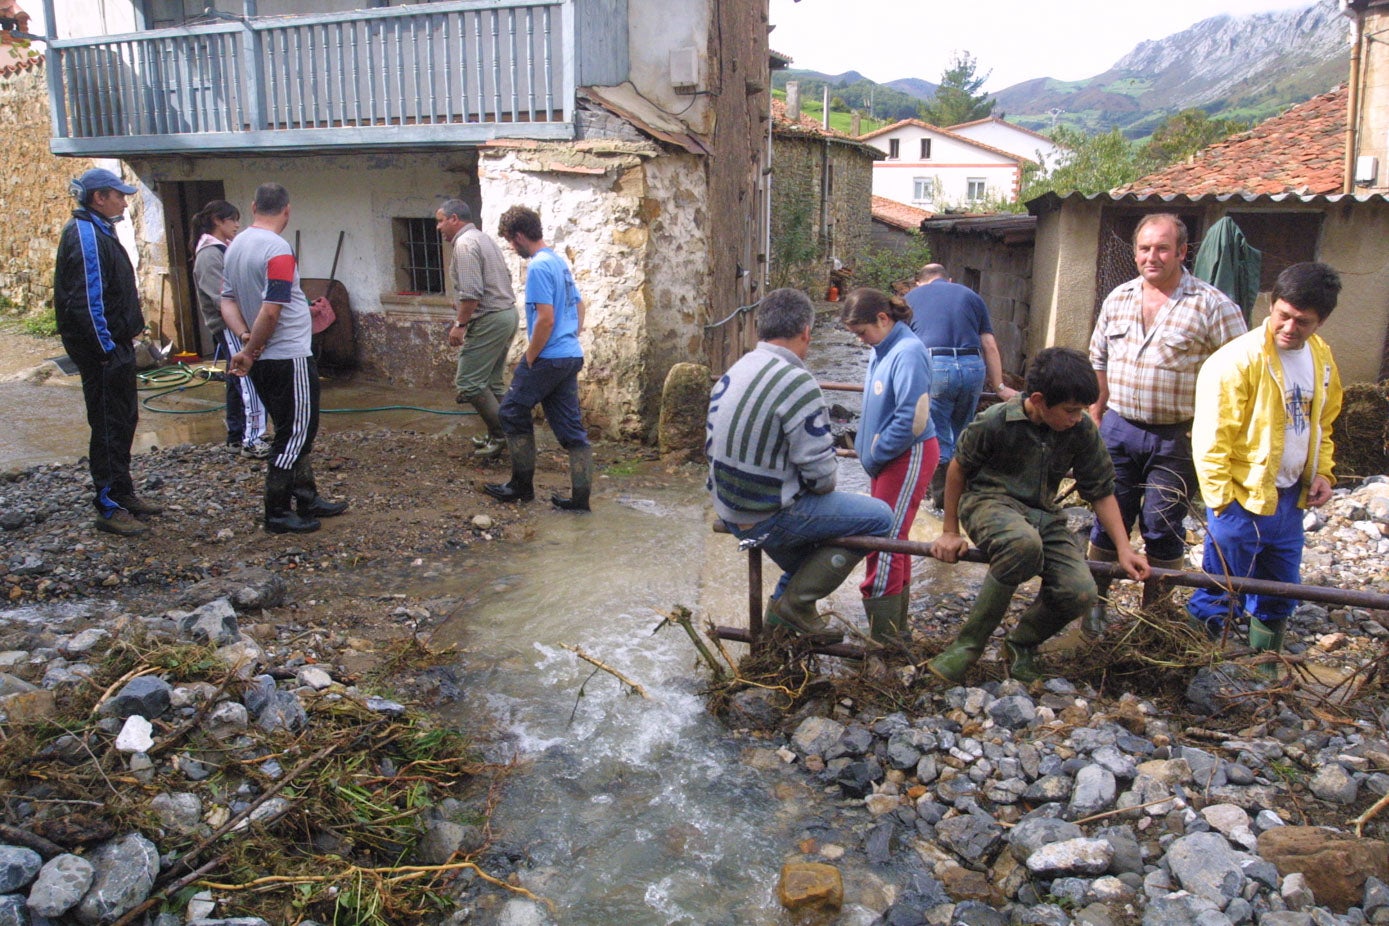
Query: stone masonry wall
0,60,96,316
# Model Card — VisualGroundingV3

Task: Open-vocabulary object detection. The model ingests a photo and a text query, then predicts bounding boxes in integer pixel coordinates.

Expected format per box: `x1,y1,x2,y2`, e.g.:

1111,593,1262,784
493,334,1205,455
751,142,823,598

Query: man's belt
928,347,979,357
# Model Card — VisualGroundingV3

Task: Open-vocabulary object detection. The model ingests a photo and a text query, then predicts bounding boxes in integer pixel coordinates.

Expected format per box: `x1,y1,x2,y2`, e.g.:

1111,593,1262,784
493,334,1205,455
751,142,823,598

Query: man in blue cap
54,167,162,536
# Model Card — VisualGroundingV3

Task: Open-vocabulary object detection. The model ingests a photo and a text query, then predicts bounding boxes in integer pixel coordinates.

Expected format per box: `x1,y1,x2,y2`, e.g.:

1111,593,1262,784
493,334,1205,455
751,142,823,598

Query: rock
777,861,843,914
1165,831,1246,906
26,853,95,918
987,695,1036,730
178,598,241,646
206,701,249,738
215,639,265,679
936,814,1003,865
950,899,1008,924
75,832,160,925
103,675,172,721
256,691,308,733
114,716,154,753
1258,826,1389,913
1281,871,1315,911
1009,817,1083,863
177,567,287,612
791,717,845,758
657,363,711,462
150,792,203,834
296,666,333,690
494,900,545,926
939,865,996,903
418,820,485,865
1310,763,1360,805
0,689,57,723
1141,891,1228,925
1069,765,1117,817
1026,838,1115,877
0,846,41,893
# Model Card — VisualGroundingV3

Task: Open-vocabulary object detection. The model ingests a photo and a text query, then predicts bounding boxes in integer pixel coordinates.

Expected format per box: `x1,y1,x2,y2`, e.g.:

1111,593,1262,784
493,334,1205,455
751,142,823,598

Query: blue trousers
1089,410,1194,562
927,353,985,464
1187,486,1304,629
499,355,588,448
726,491,893,598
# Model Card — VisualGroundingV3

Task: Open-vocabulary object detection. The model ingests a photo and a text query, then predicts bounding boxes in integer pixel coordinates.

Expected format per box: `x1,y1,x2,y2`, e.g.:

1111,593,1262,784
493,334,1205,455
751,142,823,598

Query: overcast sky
768,0,1330,92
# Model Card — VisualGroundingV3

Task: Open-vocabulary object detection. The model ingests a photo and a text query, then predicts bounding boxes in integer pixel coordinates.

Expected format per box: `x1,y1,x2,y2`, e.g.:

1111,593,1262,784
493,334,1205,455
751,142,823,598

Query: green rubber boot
1084,542,1118,639
864,591,908,644
1005,592,1082,684
765,545,865,635
1248,616,1286,679
927,575,1016,683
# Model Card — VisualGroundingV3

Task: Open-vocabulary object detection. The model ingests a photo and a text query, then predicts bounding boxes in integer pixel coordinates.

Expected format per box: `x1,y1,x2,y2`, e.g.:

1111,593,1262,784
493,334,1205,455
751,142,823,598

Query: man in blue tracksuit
53,168,161,537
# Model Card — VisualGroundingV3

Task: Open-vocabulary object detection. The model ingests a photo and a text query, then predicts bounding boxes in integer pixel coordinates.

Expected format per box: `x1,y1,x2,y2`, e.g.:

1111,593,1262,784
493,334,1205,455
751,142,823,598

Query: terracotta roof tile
0,1,40,78
1115,87,1348,197
871,196,933,231
855,117,1030,163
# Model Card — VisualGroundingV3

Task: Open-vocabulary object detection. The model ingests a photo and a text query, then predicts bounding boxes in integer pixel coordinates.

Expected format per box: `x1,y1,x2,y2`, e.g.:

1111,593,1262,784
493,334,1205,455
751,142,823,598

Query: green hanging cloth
1193,216,1262,320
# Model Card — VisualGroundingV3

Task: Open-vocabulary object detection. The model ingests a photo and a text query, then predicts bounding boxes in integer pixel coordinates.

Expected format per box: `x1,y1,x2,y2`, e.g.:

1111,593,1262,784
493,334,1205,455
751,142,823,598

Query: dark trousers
249,355,320,472
77,342,139,513
498,356,588,448
1089,410,1194,562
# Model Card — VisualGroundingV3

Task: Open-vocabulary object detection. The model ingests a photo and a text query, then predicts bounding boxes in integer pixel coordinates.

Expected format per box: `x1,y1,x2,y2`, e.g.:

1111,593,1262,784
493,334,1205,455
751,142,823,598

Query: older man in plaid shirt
1086,213,1247,634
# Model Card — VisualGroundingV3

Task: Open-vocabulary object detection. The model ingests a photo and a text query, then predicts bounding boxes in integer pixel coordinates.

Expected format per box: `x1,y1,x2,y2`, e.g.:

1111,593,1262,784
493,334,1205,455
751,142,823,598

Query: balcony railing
47,0,576,156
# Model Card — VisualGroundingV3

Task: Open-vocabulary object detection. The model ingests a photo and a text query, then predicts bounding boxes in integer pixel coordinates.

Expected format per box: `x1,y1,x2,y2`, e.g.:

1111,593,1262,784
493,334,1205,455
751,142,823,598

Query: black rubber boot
1084,542,1118,638
484,434,536,502
265,466,321,534
552,445,593,511
929,461,949,510
292,459,348,518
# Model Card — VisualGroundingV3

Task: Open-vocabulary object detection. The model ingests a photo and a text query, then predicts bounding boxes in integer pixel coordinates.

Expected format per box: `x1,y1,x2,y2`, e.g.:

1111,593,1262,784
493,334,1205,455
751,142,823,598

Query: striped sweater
706,342,837,524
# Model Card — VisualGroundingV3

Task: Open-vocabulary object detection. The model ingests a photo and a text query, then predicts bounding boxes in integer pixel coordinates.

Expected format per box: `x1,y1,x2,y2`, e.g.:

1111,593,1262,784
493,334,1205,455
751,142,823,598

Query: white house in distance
857,119,1032,211
947,116,1065,174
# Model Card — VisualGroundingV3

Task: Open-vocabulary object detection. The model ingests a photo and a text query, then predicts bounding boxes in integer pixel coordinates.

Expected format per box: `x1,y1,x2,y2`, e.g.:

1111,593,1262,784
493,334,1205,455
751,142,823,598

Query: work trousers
249,355,320,472
77,341,139,514
963,494,1097,626
453,307,519,401
499,355,588,448
1089,410,1194,562
1187,486,1304,629
861,438,938,599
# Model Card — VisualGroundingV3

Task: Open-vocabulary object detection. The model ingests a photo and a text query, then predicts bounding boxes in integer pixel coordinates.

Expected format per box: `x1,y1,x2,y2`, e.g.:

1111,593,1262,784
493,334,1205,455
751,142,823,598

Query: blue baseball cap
76,168,137,195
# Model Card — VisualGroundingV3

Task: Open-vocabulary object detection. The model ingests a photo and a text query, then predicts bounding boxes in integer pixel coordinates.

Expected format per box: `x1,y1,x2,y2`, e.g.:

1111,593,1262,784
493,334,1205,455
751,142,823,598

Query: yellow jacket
1192,320,1341,515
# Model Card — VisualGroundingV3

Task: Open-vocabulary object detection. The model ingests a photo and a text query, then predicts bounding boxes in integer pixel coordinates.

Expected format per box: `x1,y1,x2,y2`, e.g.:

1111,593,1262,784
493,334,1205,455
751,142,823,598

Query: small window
913,177,934,202
888,138,900,159
393,218,445,294
966,178,987,202
920,138,932,159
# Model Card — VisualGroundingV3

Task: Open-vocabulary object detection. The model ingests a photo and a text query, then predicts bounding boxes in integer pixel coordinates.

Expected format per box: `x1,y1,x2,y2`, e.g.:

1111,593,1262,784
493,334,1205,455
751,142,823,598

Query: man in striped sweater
707,289,892,636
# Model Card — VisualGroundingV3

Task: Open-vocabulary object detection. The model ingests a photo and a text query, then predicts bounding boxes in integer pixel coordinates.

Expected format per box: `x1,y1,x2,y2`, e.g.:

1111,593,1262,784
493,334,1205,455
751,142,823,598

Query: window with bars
393,218,445,294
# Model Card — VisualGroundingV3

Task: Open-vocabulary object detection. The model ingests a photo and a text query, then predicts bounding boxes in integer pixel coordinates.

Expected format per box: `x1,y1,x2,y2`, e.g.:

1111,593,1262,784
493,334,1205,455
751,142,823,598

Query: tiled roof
770,99,880,158
872,196,933,231
948,116,1056,145
855,117,1029,164
0,1,40,77
1115,87,1348,197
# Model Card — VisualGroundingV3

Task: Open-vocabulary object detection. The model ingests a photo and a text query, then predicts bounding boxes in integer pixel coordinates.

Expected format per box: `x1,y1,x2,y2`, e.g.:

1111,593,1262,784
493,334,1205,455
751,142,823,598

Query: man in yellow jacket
1187,262,1343,662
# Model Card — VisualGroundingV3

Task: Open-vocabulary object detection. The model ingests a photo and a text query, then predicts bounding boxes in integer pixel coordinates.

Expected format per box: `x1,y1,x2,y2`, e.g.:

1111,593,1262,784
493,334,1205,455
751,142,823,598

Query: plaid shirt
1090,270,1246,425
450,225,516,316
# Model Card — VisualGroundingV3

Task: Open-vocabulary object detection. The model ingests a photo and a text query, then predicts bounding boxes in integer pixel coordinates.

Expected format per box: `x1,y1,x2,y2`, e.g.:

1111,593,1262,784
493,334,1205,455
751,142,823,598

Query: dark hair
189,200,239,250
1271,261,1341,320
839,287,911,327
497,205,543,243
1024,347,1099,407
756,288,815,340
438,198,473,224
252,183,290,216
1133,213,1188,250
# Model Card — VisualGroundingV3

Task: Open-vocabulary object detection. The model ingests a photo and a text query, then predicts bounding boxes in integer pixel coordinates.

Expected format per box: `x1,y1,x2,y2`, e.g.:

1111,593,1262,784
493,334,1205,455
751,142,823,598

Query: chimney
786,81,800,121
822,84,830,130
851,112,861,136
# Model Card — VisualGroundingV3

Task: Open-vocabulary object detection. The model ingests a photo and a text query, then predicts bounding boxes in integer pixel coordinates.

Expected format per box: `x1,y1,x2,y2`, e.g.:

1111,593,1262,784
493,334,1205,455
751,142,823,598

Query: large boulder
657,362,710,462
1257,826,1389,913
778,861,843,914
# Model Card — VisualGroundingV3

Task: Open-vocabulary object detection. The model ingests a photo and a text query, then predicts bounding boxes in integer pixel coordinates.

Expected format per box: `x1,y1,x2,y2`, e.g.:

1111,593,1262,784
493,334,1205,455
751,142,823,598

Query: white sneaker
241,439,273,460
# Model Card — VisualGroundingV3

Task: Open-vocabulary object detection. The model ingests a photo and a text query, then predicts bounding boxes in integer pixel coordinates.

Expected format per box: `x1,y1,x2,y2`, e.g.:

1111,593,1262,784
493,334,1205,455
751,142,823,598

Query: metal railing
48,0,573,154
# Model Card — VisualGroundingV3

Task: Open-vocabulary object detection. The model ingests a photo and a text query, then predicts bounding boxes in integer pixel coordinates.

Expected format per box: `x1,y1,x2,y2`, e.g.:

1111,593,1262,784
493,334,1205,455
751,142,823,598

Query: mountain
882,78,937,102
770,69,931,123
993,1,1348,137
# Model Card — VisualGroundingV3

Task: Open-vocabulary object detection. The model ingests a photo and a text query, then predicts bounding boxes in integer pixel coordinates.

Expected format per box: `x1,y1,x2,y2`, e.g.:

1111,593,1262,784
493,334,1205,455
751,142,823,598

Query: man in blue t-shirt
906,263,1016,507
484,206,593,511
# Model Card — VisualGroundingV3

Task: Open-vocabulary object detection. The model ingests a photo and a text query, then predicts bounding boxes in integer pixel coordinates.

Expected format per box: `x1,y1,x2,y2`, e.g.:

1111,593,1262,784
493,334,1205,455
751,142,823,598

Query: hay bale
1333,382,1389,481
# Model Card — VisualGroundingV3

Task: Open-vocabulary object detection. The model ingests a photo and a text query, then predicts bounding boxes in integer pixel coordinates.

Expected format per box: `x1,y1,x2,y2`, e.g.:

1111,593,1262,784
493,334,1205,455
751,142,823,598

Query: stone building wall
0,59,96,316
921,231,1033,377
769,133,875,295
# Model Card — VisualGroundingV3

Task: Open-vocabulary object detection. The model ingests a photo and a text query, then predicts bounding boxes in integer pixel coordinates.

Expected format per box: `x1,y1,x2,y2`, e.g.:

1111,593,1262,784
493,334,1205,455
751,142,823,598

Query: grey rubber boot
291,459,348,518
265,465,321,534
764,545,865,635
927,575,1016,683
864,591,908,644
552,444,593,511
1084,542,1119,638
483,434,536,502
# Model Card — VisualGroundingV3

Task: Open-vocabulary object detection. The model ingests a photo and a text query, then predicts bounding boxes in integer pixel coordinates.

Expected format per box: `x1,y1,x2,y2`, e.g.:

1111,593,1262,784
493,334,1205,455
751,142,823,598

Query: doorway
158,179,225,358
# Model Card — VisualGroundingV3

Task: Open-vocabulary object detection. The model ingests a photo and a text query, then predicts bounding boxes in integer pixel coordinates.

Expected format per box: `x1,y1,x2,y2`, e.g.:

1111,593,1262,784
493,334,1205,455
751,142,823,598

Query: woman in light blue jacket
840,287,939,643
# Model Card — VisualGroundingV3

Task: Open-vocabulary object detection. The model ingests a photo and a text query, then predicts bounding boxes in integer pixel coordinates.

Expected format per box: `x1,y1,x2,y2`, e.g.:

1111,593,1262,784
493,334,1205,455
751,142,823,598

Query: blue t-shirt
906,280,992,351
525,248,583,360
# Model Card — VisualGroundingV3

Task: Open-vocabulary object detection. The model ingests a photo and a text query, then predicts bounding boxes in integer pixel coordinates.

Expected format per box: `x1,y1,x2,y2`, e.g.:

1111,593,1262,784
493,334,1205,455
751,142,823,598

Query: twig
1355,789,1389,837
1071,796,1185,826
110,852,232,926
658,607,728,683
560,644,649,698
0,823,63,859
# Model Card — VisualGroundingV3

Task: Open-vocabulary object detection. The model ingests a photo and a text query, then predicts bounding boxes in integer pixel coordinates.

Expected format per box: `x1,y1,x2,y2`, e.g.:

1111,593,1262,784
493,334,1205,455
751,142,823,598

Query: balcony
47,0,580,156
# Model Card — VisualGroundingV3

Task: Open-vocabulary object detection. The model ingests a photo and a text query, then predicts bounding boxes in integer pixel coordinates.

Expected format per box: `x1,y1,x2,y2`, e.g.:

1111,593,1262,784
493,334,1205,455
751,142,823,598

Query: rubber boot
929,461,949,510
484,434,536,502
864,591,908,644
291,459,349,518
1005,593,1079,683
1084,542,1118,639
927,575,1016,683
552,444,592,511
265,466,321,534
469,392,507,458
1143,555,1187,608
764,545,865,635
1248,616,1286,679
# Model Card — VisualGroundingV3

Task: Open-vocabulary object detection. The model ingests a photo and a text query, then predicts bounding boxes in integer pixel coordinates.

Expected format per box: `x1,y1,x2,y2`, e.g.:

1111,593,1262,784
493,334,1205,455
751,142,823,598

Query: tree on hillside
1020,126,1145,200
1140,108,1250,169
919,52,995,128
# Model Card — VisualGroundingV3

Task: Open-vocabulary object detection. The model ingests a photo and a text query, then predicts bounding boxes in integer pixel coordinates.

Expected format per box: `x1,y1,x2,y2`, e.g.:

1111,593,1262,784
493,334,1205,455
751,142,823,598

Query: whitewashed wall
950,121,1062,173
864,125,1020,209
